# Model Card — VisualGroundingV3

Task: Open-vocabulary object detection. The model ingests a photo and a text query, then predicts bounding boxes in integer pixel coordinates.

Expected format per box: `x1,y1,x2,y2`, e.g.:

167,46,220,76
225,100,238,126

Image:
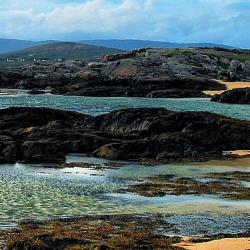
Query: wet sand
203,81,250,96
175,237,250,250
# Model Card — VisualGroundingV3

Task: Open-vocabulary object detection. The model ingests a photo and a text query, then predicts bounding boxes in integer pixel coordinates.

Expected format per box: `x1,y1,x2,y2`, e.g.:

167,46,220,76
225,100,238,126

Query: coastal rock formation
3,48,250,97
0,107,250,164
211,87,250,104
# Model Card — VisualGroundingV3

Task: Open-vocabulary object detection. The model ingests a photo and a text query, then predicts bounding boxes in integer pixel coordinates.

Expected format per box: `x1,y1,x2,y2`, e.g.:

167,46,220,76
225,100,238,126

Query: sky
0,0,250,47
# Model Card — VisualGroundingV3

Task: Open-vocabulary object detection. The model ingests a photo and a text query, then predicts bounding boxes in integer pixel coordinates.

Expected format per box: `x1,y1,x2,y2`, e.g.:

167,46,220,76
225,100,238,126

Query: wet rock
0,107,250,164
123,172,250,200
0,135,17,163
211,87,250,104
22,140,65,163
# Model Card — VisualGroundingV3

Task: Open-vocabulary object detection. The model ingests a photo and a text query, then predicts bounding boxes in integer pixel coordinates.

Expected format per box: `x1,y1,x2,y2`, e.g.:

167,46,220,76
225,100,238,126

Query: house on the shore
6,58,25,62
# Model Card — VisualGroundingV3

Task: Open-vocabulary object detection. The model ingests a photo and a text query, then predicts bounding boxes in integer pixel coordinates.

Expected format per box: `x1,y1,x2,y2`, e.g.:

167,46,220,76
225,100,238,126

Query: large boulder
0,107,250,163
242,61,250,80
0,135,17,163
211,88,250,104
227,60,243,81
22,140,65,163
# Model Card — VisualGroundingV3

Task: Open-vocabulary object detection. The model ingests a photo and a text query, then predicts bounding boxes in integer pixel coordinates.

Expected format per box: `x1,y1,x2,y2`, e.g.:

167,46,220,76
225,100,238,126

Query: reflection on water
0,89,249,120
0,156,249,235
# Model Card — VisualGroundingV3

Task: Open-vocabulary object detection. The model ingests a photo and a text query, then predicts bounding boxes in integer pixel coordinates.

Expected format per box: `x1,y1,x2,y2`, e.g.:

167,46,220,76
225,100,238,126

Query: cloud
0,0,249,47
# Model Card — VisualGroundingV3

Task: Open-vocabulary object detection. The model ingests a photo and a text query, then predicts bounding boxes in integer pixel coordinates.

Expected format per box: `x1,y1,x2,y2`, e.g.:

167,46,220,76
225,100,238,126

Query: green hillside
79,39,235,51
0,42,124,61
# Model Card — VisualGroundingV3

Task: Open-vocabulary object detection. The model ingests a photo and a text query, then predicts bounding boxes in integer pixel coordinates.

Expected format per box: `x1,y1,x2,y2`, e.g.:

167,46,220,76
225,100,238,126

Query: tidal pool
0,155,249,236
0,89,249,236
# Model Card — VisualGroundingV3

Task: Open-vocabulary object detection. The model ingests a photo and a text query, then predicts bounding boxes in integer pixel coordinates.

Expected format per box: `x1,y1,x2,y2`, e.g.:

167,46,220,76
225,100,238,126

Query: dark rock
27,89,46,95
227,60,243,81
0,134,17,163
22,140,65,163
4,48,248,98
124,172,250,199
0,107,249,164
211,88,250,104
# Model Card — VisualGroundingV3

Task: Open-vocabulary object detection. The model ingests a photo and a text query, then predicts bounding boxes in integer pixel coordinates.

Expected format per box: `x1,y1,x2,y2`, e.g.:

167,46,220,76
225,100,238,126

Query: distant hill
79,39,234,51
0,38,235,55
0,39,55,53
0,42,125,61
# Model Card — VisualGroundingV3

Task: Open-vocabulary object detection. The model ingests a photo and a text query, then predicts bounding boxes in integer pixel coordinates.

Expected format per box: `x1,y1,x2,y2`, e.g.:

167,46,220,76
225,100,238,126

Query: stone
211,88,250,104
5,48,250,98
0,107,249,164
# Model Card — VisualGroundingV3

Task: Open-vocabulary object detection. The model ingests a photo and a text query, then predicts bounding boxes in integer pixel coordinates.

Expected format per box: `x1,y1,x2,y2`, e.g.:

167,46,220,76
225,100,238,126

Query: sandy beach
204,81,250,96
174,237,250,250
223,150,250,157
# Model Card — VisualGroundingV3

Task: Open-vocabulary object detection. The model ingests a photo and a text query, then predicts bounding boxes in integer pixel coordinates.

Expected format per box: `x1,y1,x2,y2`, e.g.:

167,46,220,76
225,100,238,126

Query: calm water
0,155,249,235
0,90,249,236
0,90,250,119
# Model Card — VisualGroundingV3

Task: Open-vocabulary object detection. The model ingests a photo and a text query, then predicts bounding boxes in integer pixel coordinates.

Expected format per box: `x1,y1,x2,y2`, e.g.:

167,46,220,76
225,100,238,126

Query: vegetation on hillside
0,42,124,67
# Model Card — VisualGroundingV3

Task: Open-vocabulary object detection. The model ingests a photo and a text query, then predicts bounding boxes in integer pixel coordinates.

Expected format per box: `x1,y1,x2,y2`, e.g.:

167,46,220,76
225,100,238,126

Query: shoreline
0,48,249,249
203,80,250,96
174,237,250,250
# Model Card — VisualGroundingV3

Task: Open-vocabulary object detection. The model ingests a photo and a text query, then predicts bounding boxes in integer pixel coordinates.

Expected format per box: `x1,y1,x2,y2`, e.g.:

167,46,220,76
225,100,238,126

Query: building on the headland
6,58,25,62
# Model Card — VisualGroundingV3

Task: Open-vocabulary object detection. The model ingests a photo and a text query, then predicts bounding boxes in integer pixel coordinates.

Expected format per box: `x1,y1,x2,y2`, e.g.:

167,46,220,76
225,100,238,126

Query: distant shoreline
204,81,250,96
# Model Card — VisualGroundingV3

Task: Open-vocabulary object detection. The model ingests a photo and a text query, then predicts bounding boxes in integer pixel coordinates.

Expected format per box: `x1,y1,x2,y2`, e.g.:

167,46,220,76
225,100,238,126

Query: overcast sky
0,0,249,47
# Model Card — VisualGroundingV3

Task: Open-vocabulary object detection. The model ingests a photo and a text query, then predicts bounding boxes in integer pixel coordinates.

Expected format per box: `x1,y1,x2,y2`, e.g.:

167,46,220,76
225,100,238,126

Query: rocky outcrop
5,48,250,97
0,107,250,164
211,88,250,104
53,77,220,97
227,60,243,81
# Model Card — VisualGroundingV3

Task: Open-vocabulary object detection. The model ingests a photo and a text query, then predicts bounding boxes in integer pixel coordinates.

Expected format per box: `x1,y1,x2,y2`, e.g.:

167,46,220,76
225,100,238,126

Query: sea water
0,90,249,235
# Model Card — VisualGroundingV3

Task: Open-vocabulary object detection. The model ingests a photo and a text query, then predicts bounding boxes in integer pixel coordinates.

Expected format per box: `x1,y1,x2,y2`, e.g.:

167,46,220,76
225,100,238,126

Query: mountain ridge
79,39,235,51
0,38,235,54
0,41,124,61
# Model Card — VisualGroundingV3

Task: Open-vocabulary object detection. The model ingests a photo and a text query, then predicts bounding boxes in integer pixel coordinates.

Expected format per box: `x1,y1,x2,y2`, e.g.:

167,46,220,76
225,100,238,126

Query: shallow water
0,90,249,236
0,90,250,120
0,156,249,235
